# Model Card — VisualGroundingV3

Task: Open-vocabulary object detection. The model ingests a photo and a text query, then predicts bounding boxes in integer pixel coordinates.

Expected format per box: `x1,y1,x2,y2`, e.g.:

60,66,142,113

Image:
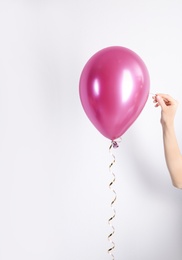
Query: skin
153,94,182,188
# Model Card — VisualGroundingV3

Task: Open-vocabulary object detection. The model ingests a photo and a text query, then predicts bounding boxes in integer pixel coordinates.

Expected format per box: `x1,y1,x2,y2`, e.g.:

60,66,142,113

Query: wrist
161,120,175,132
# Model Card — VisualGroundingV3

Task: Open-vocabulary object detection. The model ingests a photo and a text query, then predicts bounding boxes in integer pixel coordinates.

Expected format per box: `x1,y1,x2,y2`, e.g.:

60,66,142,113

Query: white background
0,0,182,259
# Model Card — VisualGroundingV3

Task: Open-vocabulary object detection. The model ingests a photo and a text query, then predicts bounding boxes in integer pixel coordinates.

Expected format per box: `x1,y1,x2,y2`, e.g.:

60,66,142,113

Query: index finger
156,93,177,104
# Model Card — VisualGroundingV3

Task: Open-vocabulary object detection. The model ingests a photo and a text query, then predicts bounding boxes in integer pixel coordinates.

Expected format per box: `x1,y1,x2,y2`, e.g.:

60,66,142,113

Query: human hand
153,93,178,126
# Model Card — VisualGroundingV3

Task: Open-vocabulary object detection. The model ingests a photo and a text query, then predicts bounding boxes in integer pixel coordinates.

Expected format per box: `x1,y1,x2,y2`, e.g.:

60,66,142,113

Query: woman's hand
153,94,178,126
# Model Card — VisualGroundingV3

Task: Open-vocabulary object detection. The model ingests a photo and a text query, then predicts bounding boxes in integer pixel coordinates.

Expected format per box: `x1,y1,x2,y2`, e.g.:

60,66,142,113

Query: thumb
156,95,166,109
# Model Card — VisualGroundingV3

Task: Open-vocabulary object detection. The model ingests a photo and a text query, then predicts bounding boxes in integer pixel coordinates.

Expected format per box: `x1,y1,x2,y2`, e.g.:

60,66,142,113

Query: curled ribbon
108,138,121,259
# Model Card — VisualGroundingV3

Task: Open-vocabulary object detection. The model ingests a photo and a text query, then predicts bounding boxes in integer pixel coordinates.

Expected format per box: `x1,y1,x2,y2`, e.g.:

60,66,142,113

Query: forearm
162,123,182,188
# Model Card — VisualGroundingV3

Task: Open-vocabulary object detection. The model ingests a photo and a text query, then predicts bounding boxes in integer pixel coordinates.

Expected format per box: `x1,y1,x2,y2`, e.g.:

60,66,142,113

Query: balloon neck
111,138,122,149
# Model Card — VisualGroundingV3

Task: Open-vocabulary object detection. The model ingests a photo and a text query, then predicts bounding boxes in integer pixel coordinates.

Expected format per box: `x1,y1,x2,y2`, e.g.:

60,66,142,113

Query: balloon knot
111,139,122,149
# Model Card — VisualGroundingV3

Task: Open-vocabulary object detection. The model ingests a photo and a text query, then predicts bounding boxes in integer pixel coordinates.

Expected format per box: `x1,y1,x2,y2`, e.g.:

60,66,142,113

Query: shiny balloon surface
79,46,150,140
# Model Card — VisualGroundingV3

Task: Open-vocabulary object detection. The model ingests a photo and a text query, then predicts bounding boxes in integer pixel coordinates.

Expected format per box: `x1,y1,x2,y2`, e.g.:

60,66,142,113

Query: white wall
0,0,182,259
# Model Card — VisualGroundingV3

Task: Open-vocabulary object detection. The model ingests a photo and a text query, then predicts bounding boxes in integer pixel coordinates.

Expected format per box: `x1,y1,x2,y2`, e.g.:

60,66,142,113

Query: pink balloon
79,46,150,140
